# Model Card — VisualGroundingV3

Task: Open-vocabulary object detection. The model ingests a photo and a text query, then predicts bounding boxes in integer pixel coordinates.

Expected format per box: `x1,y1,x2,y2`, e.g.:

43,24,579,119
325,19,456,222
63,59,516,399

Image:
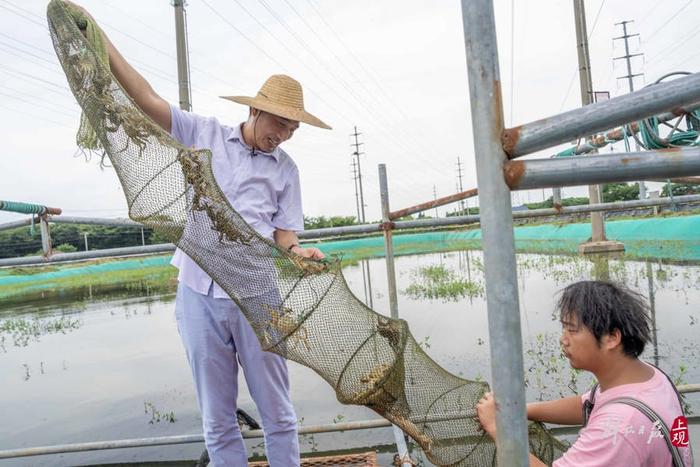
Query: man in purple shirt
71,4,330,465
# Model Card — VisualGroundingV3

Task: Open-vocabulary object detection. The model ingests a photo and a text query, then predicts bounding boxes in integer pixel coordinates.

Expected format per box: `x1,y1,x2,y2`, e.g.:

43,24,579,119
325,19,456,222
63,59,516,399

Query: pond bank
1,214,699,304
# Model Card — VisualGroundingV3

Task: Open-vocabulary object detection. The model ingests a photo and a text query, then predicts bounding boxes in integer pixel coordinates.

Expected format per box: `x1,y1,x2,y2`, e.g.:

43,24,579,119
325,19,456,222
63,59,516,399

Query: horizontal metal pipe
389,188,478,220
505,148,700,190
561,101,700,157
503,72,700,157
0,218,32,232
656,176,700,185
298,223,381,239
52,216,142,227
4,195,700,268
0,419,392,459
512,194,700,217
0,244,176,267
3,396,698,459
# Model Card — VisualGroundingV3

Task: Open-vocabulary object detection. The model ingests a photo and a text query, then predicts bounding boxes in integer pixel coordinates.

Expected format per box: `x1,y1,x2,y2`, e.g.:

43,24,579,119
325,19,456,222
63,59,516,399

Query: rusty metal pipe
505,148,700,190
503,72,700,157
389,188,478,220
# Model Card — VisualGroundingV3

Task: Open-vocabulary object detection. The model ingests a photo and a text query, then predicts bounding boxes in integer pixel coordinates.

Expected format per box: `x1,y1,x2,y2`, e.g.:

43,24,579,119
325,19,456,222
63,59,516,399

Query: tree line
1,183,697,259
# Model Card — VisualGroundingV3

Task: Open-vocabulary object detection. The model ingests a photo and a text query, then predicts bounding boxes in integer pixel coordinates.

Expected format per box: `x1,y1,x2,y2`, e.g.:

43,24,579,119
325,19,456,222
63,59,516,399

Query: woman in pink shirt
477,280,693,466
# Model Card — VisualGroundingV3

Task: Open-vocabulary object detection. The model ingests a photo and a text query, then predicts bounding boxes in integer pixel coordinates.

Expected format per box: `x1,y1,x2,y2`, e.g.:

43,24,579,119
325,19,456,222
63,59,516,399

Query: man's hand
476,392,498,439
290,245,325,260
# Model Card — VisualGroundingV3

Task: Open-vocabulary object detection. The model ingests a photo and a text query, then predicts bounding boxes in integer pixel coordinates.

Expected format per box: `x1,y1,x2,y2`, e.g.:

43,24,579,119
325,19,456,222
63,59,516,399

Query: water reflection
0,251,698,466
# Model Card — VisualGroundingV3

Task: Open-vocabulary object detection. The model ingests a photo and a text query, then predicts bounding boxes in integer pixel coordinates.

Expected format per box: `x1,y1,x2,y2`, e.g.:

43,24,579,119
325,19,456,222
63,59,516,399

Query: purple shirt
169,105,304,298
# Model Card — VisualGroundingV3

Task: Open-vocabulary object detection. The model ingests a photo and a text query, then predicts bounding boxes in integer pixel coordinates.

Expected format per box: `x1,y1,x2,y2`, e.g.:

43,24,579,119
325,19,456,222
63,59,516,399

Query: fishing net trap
46,1,569,464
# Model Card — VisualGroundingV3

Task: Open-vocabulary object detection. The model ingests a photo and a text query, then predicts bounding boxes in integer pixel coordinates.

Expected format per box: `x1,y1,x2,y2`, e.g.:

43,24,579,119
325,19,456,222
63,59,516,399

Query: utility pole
432,185,439,217
614,20,646,200
351,159,361,223
456,157,465,213
350,126,366,223
552,187,562,206
173,0,192,111
574,0,624,254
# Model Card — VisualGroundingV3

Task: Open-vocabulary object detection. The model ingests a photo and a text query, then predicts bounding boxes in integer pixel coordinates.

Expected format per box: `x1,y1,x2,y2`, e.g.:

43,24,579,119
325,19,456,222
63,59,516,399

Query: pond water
0,251,699,466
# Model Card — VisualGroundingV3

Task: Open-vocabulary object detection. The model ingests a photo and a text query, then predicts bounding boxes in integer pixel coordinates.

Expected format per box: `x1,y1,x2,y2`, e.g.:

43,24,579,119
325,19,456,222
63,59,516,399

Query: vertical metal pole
141,228,146,246
379,164,398,319
457,157,465,213
352,159,361,223
364,260,374,308
378,163,409,466
173,0,192,112
39,216,52,257
646,261,659,367
574,0,606,242
84,232,89,251
460,1,528,464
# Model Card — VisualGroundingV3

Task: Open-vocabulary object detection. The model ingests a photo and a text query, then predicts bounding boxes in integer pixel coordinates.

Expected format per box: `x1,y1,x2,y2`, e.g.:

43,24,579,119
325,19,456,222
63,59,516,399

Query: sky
1,0,699,225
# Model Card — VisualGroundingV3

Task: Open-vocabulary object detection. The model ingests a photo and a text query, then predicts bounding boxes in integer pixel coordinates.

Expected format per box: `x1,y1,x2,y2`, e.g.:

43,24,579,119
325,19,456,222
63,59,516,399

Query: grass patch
404,264,483,302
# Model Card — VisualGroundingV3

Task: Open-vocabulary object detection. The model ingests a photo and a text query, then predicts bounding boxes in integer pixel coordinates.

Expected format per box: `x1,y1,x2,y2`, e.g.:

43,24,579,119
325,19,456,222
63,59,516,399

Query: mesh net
46,1,569,464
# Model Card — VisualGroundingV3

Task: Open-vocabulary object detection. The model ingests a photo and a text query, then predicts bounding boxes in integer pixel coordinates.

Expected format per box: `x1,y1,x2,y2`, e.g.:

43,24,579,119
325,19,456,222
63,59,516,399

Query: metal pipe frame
2,385,698,459
502,72,700,158
379,164,399,319
0,218,33,232
505,148,700,190
3,195,700,268
0,216,138,233
389,188,478,220
461,0,529,463
0,244,176,267
52,216,142,227
561,102,700,157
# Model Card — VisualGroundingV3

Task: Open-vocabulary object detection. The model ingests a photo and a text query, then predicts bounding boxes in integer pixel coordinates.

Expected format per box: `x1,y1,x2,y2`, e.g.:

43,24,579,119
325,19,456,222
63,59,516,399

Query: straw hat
221,74,331,130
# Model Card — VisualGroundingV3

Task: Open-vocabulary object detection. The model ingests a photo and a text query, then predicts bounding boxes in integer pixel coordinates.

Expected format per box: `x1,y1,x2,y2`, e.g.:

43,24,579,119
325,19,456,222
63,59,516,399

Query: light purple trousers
175,282,300,466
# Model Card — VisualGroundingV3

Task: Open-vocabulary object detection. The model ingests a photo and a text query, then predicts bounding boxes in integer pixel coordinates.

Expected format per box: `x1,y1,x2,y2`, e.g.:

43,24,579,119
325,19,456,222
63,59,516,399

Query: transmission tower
350,126,366,222
614,20,646,199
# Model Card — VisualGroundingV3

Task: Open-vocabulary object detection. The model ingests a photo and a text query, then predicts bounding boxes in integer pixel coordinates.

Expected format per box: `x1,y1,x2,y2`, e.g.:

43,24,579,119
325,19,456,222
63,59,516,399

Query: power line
0,32,55,57
0,89,76,119
101,0,172,40
208,0,447,192
0,2,47,30
1,103,72,128
252,0,452,185
199,0,354,125
303,0,411,122
1,85,77,114
280,0,410,126
646,22,700,65
645,0,693,42
0,66,71,92
559,0,607,110
0,42,61,72
256,0,397,125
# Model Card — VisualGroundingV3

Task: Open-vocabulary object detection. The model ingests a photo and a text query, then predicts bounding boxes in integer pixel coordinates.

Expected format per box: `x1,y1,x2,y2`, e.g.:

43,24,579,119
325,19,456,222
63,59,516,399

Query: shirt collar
228,124,280,162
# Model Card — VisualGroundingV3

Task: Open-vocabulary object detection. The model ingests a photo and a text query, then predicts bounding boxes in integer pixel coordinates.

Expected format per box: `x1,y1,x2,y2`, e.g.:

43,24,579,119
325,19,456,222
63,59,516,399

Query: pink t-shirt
554,365,693,466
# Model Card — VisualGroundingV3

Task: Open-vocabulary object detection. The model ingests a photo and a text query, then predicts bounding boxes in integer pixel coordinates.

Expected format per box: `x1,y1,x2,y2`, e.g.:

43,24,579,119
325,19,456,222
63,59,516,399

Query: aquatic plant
404,264,484,302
